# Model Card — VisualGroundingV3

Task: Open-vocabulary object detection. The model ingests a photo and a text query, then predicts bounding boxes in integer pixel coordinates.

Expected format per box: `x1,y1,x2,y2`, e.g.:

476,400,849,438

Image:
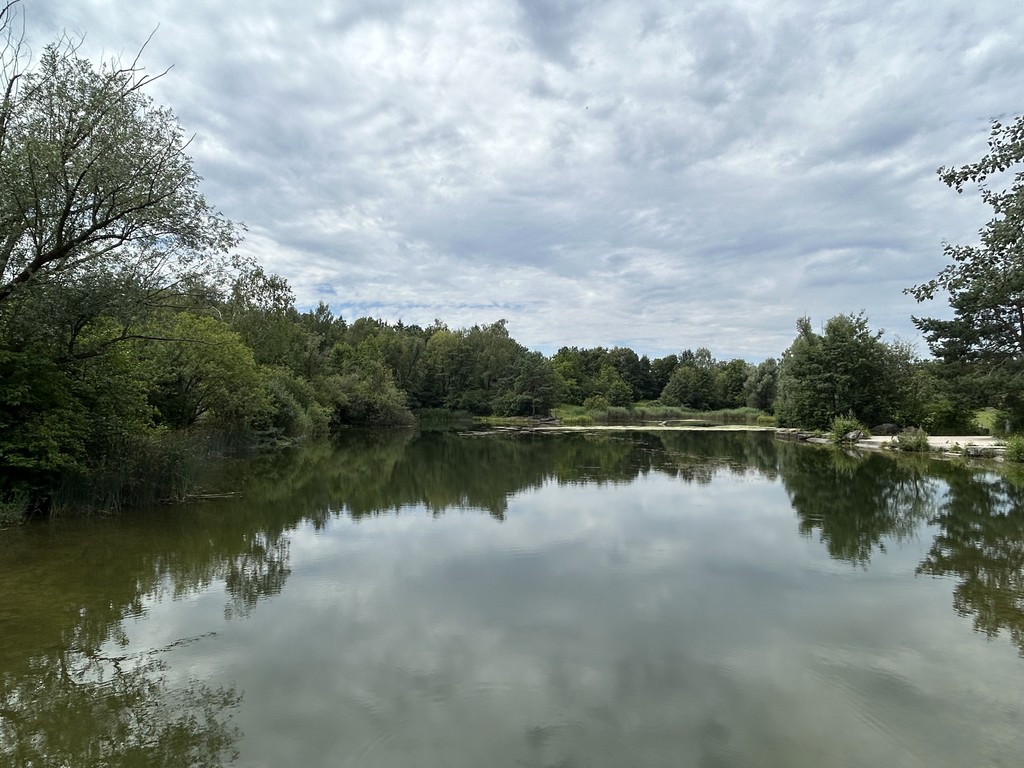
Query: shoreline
854,433,1003,456
494,422,1007,457
530,424,770,432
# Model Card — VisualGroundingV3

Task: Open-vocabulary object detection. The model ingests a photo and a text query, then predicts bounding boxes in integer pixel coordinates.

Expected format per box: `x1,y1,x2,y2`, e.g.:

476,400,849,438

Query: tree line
1,6,1021,517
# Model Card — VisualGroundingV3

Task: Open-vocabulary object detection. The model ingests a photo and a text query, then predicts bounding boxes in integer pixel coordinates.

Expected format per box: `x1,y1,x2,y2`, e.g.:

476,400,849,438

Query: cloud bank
25,0,1024,358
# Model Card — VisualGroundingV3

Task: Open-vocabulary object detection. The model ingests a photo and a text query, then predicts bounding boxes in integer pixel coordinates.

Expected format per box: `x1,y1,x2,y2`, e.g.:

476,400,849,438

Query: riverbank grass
0,493,28,526
552,404,768,426
1004,435,1024,463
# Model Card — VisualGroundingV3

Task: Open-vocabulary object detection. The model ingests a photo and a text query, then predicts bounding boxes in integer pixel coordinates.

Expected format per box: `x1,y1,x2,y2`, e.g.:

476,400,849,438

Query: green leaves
0,349,87,485
146,313,264,429
775,314,914,430
910,114,1024,426
0,42,238,305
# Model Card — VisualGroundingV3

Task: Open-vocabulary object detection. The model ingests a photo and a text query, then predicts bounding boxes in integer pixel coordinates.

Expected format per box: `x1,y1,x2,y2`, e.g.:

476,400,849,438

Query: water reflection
917,465,1024,655
202,430,1024,657
0,497,291,765
224,533,291,619
213,429,783,522
2,430,1024,765
777,444,937,566
0,641,240,767
774,442,1024,656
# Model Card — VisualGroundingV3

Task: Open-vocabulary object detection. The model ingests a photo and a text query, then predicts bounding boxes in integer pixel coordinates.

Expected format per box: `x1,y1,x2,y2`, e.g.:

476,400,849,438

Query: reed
415,408,476,432
48,430,228,517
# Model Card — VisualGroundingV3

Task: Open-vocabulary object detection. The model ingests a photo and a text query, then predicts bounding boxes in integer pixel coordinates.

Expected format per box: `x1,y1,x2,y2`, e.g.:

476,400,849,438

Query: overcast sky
22,0,1024,359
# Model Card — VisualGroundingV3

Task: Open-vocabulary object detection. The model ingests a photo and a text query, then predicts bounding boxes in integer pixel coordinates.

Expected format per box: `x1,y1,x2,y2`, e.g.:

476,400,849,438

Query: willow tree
0,3,240,509
0,1,238,352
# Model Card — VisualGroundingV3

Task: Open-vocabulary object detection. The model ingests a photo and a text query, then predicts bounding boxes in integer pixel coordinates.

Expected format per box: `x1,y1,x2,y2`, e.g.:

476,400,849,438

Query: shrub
920,397,978,435
415,409,476,432
0,492,28,525
603,406,634,424
895,427,930,453
1005,435,1024,463
559,414,594,426
582,395,610,411
321,367,416,429
829,414,866,443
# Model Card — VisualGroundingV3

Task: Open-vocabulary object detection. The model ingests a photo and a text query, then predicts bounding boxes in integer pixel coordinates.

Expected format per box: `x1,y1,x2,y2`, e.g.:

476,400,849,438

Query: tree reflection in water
917,465,1024,656
777,443,936,566
214,429,1024,659
6,429,1024,764
778,441,1024,656
0,637,240,767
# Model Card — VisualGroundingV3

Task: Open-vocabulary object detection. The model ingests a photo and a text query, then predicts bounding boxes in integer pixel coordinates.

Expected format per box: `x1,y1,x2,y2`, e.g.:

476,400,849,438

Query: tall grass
1005,435,1024,463
0,491,29,526
48,429,233,517
552,404,768,426
415,408,476,432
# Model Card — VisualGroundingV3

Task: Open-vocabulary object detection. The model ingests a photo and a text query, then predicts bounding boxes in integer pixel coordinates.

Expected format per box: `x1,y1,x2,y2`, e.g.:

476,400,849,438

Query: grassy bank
552,404,774,427
2,428,259,522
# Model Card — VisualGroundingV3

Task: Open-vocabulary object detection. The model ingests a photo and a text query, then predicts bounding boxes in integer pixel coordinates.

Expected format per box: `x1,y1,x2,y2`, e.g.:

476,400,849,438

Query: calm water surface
2,431,1024,767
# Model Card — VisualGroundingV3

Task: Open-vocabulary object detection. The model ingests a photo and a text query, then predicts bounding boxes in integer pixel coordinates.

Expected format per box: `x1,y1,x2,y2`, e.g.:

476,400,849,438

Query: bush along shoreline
3,12,1024,521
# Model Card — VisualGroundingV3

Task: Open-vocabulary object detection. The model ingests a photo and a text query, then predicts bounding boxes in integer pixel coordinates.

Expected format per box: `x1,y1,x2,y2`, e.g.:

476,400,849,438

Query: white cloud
22,0,1024,358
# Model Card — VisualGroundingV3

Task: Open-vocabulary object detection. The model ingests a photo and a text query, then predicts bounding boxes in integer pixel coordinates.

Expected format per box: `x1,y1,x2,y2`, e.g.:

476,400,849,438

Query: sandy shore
531,424,768,432
528,424,1005,456
855,434,1003,452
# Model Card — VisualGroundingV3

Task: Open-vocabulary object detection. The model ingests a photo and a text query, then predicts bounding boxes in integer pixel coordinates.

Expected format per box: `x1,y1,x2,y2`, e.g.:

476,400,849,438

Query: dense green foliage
551,344,764,413
895,427,931,453
774,314,920,430
1005,435,1024,463
909,115,1024,430
2,11,1020,521
828,414,867,444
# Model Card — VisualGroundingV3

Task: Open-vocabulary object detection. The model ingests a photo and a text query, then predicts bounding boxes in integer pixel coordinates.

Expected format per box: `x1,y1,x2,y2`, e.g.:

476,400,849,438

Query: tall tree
0,7,239,509
715,358,753,409
0,15,238,312
660,347,717,409
744,358,778,412
775,314,913,429
908,115,1024,426
606,346,652,401
147,313,263,429
493,351,561,416
649,354,678,397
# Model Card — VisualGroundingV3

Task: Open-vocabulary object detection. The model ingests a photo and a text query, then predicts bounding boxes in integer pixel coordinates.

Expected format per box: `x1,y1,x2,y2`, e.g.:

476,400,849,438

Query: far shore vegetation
3,7,1024,522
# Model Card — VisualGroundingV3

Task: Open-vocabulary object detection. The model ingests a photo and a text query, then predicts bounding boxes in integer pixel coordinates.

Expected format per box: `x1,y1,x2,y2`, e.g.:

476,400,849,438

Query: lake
2,429,1023,767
